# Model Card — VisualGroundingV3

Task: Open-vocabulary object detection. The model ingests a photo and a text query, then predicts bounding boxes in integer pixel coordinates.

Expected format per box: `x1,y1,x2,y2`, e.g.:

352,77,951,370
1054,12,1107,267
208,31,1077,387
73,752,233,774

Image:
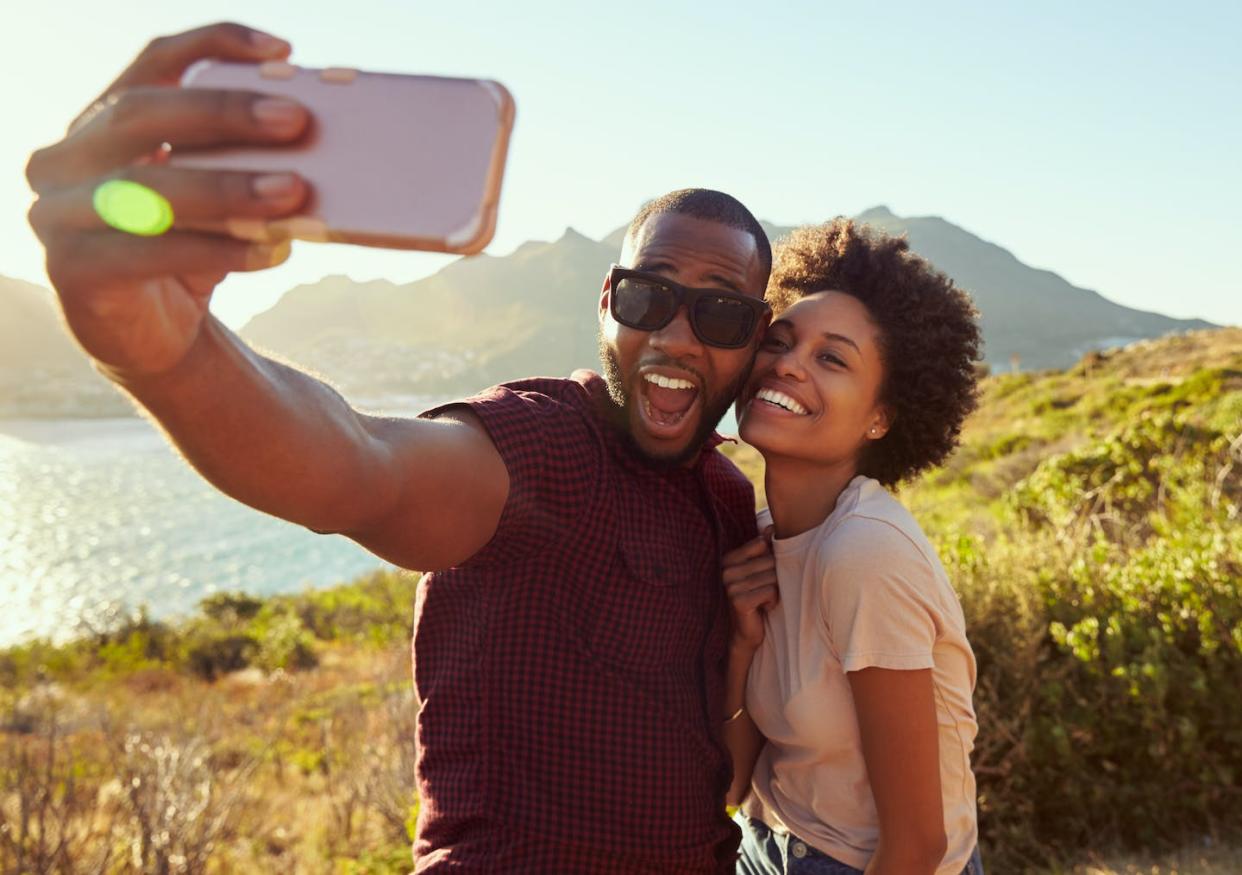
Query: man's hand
22,23,512,573
26,22,310,379
723,530,778,652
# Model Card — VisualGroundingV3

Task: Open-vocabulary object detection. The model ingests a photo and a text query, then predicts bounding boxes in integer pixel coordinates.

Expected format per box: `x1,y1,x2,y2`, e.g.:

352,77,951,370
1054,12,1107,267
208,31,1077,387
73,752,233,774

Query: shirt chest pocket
579,523,709,675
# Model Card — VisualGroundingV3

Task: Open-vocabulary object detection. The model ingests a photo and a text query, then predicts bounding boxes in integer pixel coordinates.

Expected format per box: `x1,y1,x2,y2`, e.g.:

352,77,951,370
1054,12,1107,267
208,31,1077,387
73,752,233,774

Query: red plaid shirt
411,371,757,873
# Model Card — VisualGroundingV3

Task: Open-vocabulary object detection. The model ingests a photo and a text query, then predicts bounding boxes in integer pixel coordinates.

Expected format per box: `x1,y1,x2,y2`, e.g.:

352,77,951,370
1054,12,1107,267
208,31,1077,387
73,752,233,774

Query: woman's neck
763,454,860,540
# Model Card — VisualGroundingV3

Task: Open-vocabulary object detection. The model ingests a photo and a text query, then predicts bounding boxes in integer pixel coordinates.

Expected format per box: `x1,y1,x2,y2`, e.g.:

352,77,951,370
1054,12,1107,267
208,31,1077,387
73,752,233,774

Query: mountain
0,208,1221,415
0,276,78,372
240,227,618,400
0,276,131,417
239,208,1215,395
782,207,1215,369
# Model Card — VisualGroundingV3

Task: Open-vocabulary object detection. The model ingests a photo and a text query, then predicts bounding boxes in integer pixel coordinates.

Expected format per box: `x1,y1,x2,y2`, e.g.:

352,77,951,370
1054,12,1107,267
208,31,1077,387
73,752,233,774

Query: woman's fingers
730,581,780,614
725,563,770,590
754,585,779,611
28,166,308,239
722,535,771,567
28,87,309,192
723,533,777,622
725,568,779,599
722,552,776,586
727,574,779,597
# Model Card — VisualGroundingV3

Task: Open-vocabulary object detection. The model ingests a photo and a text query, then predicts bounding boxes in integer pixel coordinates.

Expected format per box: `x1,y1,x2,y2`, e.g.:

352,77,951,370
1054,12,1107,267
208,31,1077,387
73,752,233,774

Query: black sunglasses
608,265,770,349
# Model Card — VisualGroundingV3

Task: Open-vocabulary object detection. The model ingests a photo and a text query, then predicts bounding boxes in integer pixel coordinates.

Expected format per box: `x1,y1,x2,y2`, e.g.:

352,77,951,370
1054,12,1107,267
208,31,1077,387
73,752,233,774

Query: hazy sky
3,0,1239,329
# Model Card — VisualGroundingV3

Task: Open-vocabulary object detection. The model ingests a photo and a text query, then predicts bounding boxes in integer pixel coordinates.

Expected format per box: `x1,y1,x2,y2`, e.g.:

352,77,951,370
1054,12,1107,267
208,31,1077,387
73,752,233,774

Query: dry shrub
0,694,116,874
106,724,260,874
0,689,271,875
318,650,418,859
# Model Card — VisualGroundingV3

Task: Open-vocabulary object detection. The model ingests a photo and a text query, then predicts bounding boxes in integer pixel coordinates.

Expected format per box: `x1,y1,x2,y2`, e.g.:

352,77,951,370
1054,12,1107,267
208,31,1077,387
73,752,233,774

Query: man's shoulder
699,440,758,542
700,439,753,491
424,372,604,429
490,372,600,409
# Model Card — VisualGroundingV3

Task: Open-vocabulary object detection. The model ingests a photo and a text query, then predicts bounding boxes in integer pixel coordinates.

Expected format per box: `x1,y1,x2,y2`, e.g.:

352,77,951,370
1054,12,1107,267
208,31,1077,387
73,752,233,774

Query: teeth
755,388,809,415
643,373,696,391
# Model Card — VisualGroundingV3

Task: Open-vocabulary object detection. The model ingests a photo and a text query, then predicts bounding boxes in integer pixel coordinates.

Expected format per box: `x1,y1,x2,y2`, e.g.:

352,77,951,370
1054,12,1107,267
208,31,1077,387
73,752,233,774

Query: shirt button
791,841,808,859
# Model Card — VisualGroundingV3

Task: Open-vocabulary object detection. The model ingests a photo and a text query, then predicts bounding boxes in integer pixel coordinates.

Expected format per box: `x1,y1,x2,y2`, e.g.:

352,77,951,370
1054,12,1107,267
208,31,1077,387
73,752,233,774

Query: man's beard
598,331,754,468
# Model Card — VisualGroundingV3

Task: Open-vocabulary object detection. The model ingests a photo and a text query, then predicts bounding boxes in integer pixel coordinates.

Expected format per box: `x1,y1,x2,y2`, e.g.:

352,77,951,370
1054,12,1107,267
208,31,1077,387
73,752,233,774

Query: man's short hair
625,189,773,282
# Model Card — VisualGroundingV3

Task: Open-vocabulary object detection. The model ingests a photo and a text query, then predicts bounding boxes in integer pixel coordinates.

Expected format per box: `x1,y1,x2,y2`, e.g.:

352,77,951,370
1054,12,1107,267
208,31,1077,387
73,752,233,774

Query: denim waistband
734,813,984,875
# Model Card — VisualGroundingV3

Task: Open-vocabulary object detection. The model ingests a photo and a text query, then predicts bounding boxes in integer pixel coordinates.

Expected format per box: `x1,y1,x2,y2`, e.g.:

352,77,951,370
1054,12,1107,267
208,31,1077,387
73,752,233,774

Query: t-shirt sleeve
419,382,602,566
816,516,941,673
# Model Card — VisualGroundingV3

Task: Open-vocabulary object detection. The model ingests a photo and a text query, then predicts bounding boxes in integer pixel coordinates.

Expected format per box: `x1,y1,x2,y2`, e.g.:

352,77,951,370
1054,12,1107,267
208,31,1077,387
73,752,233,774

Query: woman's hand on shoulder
723,529,778,652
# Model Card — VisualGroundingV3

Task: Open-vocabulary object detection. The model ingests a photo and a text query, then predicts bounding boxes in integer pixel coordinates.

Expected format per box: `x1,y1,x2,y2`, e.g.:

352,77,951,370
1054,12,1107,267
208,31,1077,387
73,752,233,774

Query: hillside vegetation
2,328,1239,873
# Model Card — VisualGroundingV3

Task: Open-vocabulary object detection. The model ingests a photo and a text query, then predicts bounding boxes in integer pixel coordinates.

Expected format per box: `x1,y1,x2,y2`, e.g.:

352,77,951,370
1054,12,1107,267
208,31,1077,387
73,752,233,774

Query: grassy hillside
2,328,1238,873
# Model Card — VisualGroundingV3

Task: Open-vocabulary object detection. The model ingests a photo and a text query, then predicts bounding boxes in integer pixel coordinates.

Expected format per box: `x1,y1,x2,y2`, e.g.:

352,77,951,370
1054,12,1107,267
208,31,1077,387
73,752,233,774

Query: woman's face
737,290,890,467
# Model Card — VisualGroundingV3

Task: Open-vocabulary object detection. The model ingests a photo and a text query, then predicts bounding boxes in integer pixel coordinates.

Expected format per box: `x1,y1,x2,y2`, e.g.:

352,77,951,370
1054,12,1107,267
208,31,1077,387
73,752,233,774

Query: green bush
200,591,265,624
1008,412,1234,540
182,628,259,680
252,609,318,672
0,573,416,690
945,410,1242,871
286,570,417,644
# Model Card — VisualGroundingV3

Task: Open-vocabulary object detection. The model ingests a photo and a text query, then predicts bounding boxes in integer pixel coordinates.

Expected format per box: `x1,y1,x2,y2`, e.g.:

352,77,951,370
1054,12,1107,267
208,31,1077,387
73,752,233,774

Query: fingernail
245,239,292,271
252,98,304,133
252,173,299,200
249,30,289,55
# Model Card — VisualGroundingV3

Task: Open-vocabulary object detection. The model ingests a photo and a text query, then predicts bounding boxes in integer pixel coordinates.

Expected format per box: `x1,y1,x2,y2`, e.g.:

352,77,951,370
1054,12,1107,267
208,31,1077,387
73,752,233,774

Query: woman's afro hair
767,218,983,485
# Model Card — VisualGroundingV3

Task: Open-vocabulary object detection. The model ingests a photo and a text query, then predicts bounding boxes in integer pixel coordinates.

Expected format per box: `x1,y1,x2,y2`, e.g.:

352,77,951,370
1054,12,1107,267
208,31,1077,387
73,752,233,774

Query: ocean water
0,399,745,647
0,417,406,646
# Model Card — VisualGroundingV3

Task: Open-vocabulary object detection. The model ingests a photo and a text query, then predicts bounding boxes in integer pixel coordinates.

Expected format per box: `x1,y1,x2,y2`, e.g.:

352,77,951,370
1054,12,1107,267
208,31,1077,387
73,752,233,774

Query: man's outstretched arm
26,22,507,571
115,316,507,571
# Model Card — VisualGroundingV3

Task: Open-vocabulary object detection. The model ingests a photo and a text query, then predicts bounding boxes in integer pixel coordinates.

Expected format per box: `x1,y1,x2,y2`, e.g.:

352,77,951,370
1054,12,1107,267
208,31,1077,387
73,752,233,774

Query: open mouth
638,371,701,438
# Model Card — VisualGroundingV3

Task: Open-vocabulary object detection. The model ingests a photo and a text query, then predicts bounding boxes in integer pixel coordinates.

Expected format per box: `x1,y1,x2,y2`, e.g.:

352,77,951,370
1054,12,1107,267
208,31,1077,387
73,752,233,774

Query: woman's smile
739,290,887,468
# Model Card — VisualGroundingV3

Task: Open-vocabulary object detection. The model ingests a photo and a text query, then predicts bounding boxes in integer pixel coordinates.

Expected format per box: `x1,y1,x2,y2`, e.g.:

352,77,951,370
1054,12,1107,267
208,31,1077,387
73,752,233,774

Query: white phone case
171,60,515,254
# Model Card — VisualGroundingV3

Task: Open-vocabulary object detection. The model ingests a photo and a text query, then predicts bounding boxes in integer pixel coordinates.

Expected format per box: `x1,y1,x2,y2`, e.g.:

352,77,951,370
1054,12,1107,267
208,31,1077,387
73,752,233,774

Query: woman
721,218,984,875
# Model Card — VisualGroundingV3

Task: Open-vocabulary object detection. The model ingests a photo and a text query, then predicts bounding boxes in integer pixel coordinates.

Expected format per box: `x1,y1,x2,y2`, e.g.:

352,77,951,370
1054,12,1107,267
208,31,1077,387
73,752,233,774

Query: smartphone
170,60,515,255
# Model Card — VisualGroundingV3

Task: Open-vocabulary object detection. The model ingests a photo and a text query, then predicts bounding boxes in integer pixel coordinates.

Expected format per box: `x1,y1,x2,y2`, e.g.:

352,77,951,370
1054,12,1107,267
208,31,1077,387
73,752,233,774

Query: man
26,23,773,873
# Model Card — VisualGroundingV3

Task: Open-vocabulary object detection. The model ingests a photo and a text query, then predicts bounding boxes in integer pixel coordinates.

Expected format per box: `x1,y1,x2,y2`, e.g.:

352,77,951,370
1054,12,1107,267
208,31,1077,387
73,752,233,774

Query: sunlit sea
0,401,744,647
0,416,420,647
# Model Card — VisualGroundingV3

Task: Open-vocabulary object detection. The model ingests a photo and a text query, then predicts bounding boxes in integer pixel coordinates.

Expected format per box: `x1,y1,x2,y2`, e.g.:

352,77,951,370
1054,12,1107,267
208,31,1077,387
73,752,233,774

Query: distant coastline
0,415,397,647
0,384,449,421
0,368,135,419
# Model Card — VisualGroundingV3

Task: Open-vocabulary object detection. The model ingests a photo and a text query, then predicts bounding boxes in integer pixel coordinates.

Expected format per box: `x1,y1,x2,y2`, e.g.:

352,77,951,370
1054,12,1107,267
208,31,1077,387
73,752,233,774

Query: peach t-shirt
741,475,978,874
